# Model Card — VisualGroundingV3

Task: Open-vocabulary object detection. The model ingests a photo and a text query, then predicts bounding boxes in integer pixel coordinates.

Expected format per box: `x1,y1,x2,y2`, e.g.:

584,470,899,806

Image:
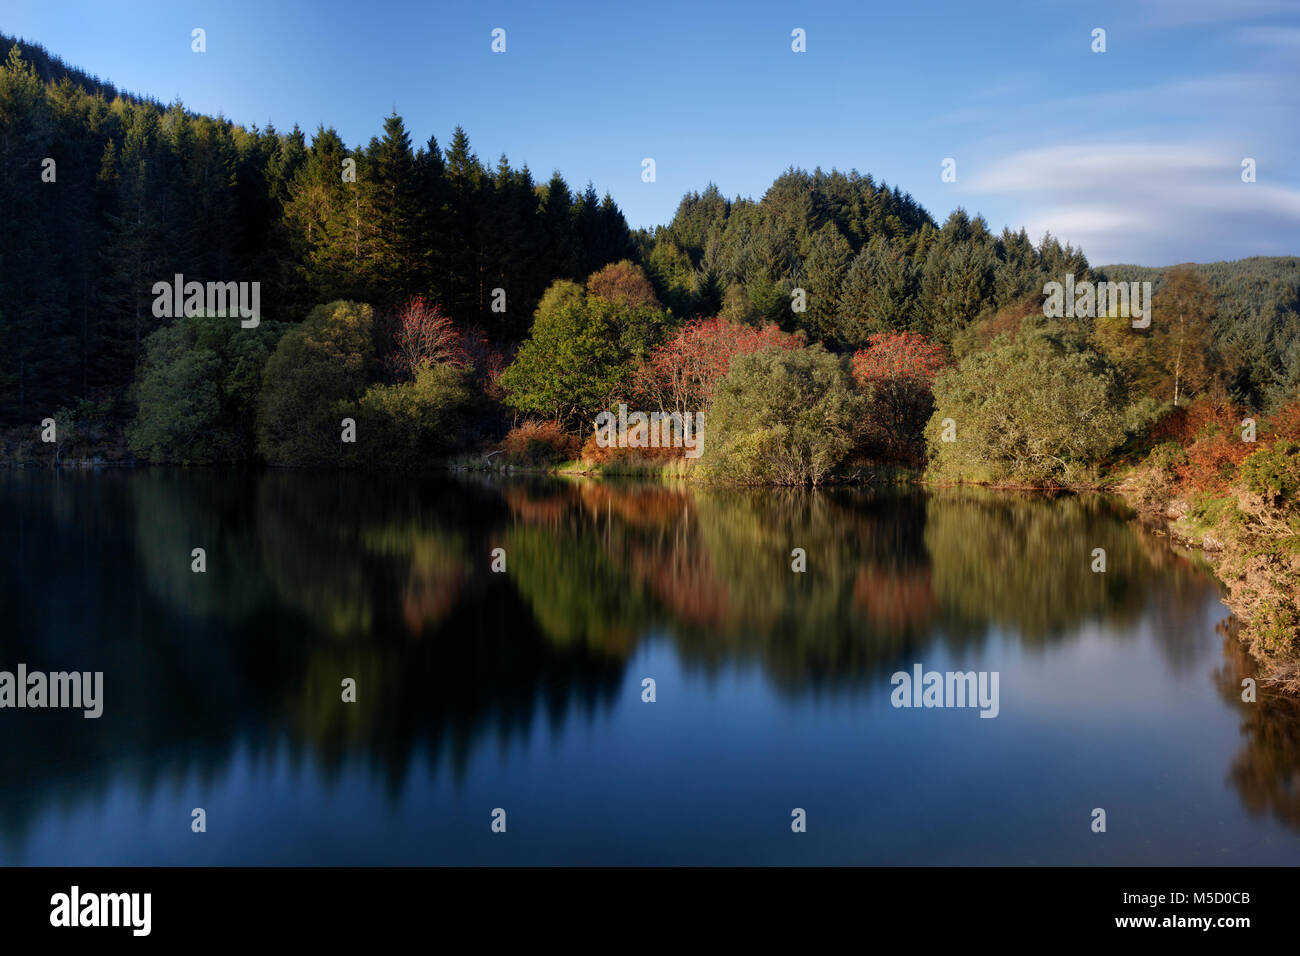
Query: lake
2,469,1298,865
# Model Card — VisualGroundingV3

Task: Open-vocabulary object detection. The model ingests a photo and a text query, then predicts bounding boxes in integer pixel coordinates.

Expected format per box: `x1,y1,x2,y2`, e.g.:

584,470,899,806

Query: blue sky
6,0,1299,264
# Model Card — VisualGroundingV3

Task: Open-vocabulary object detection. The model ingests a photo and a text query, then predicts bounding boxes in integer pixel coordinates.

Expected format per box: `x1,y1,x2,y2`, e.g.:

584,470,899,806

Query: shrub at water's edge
701,345,865,486
1119,403,1300,691
130,314,288,464
925,328,1127,487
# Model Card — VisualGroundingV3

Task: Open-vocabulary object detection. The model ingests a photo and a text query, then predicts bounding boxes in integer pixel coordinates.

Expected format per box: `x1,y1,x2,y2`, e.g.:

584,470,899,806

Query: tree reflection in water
1,468,1298,859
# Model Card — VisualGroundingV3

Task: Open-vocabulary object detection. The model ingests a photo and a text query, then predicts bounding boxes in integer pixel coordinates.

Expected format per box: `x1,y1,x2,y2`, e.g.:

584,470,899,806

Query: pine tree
100,102,174,385
368,112,422,303
542,170,577,282
0,46,72,418
800,222,852,342
839,236,919,345
443,126,485,321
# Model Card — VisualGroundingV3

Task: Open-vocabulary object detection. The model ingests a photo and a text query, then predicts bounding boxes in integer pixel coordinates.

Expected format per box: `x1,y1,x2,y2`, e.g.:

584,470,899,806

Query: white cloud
1236,25,1300,46
966,143,1300,263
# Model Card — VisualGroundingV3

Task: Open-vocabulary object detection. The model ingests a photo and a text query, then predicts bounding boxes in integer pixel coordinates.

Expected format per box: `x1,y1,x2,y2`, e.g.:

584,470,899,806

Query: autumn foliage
586,260,661,310
460,325,508,399
501,419,580,466
850,331,949,466
1149,400,1253,494
384,296,470,380
851,331,948,387
578,430,682,467
1145,398,1300,497
1262,399,1300,444
629,317,803,414
384,296,507,401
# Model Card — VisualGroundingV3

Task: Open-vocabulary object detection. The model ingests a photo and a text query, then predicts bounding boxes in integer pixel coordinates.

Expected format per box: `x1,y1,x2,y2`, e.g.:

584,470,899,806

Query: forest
0,33,1296,468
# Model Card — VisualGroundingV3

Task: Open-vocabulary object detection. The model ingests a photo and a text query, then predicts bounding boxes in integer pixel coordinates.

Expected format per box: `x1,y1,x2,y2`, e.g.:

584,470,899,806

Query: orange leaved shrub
500,420,579,466
1171,402,1252,494
579,431,682,467
1262,399,1300,443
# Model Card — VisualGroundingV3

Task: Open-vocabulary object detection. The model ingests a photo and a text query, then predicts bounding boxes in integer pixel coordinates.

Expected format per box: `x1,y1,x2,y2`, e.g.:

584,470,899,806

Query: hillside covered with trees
3,35,1297,473
0,36,633,425
1098,257,1300,410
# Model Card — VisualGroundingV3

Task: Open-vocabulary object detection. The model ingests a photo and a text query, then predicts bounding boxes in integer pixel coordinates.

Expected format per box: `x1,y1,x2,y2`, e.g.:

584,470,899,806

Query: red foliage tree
850,331,949,466
460,325,509,400
384,296,469,381
630,318,803,414
850,331,948,389
501,419,580,466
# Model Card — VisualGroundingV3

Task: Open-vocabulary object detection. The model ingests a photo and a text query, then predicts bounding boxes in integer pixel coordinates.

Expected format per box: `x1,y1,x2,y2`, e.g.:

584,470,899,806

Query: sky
5,0,1299,265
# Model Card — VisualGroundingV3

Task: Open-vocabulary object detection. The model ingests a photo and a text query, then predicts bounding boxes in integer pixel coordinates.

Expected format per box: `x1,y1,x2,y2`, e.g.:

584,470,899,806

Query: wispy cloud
1236,25,1300,46
966,143,1300,263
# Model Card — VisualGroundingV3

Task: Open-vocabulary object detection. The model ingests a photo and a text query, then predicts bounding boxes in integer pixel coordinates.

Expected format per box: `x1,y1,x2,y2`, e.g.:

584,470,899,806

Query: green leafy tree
703,345,865,485
129,314,286,462
352,362,475,468
256,301,376,465
925,329,1126,485
499,286,665,429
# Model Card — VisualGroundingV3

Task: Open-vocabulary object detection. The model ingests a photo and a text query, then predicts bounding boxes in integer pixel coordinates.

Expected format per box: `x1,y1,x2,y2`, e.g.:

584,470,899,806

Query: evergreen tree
99,103,173,384
800,223,852,341
0,46,71,418
367,112,423,303
839,236,919,345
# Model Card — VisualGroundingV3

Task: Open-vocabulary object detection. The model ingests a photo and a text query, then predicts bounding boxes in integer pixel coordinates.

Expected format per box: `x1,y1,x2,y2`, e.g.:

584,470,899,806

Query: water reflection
1213,619,1300,829
1,469,1298,863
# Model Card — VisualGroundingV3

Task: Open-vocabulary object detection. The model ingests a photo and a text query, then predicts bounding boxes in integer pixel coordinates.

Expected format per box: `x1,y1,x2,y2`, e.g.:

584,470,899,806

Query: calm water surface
2,469,1298,865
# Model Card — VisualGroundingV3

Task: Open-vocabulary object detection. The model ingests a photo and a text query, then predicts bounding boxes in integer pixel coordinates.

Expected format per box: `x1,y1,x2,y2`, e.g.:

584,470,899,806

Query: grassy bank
1109,406,1300,693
